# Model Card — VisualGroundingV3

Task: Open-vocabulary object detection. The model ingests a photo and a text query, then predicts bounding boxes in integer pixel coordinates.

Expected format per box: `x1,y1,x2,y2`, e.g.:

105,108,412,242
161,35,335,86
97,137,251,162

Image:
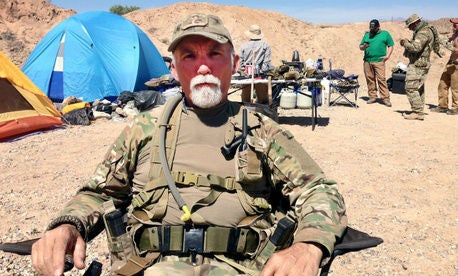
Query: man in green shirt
360,19,394,107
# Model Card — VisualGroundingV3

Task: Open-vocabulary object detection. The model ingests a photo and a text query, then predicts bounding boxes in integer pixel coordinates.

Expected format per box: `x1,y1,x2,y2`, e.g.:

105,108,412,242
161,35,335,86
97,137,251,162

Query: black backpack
62,107,94,125
429,25,442,58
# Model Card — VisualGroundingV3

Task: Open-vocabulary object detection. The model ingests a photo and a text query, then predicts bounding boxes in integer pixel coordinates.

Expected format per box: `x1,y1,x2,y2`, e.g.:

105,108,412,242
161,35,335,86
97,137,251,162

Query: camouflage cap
168,13,233,52
405,14,421,27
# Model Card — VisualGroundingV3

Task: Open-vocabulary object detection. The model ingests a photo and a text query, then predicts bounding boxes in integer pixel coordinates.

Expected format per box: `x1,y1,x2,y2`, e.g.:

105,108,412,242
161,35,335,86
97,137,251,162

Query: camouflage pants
405,64,429,113
143,255,250,276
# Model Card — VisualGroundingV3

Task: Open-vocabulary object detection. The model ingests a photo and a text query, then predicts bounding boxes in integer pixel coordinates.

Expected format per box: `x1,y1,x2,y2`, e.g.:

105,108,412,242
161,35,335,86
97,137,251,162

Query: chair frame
326,60,360,108
328,75,360,108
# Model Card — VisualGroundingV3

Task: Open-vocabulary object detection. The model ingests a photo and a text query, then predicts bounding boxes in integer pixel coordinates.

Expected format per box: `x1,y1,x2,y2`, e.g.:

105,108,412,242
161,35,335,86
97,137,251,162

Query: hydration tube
158,93,191,222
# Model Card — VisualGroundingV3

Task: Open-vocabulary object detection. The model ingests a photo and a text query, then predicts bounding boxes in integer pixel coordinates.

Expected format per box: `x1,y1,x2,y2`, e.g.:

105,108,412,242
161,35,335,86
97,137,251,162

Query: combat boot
446,109,458,115
382,99,392,107
403,112,424,120
367,98,377,104
430,107,448,113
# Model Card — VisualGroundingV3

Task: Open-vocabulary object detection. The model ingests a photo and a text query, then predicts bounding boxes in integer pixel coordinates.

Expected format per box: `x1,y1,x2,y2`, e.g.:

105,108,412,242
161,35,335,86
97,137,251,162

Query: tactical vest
114,95,290,275
404,22,435,67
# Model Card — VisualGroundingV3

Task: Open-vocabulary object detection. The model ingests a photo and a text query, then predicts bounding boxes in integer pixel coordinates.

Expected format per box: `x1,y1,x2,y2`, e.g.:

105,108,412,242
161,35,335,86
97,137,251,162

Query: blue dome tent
22,11,169,103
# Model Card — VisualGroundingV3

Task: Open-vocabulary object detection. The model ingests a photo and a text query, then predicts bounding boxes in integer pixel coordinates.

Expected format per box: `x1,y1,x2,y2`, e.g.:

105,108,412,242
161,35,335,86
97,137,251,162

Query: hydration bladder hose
158,93,191,222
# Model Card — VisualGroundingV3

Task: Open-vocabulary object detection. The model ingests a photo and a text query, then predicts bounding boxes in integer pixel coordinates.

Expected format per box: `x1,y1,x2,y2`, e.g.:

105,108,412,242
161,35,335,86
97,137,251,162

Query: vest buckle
184,227,204,259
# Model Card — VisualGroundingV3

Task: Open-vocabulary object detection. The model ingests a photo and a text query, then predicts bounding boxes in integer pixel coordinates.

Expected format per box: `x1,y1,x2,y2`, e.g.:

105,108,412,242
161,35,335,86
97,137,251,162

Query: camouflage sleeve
257,116,347,257
52,111,160,239
404,28,432,54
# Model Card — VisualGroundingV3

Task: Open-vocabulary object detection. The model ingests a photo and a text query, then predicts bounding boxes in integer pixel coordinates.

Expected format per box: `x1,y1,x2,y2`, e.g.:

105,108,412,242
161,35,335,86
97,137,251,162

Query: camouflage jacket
403,21,434,68
50,100,347,257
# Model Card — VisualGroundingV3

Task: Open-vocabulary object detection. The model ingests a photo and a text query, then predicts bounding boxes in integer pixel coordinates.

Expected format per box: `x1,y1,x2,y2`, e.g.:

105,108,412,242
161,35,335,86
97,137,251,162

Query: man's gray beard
190,75,222,108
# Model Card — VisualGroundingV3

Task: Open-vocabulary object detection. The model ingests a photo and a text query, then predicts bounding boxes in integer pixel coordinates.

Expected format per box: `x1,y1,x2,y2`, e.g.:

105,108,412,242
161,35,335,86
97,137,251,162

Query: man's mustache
191,75,221,89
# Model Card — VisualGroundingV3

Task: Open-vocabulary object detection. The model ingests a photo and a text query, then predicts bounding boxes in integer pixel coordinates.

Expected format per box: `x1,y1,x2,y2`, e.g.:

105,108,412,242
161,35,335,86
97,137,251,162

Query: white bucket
296,86,312,109
321,78,330,103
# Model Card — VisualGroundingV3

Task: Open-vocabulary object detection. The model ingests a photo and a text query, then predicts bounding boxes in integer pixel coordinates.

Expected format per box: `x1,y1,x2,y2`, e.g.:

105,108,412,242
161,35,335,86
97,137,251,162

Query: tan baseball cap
168,13,233,52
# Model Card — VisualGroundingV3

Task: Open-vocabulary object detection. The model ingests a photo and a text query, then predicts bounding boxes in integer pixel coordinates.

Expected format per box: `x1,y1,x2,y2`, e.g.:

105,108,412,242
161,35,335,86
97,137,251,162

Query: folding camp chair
1,226,382,275
325,59,360,108
328,71,360,108
320,226,383,276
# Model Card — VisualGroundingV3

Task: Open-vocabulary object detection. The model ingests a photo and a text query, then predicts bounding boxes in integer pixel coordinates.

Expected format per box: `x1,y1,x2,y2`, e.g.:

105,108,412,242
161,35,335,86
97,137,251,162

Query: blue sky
50,0,456,24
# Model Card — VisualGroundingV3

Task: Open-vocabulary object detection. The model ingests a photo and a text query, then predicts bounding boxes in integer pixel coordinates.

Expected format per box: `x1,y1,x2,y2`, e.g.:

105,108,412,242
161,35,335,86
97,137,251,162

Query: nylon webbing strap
171,171,258,192
138,226,257,256
114,252,159,276
191,189,223,212
171,171,241,191
214,254,260,276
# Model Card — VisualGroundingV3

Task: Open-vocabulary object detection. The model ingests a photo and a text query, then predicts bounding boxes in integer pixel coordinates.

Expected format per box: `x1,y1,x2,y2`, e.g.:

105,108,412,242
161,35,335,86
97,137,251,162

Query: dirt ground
1,1,457,275
1,75,457,275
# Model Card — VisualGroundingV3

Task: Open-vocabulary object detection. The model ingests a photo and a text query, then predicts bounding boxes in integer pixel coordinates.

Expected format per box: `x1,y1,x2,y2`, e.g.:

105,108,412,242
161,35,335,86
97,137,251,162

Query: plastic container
296,86,312,109
316,56,323,70
162,87,181,100
391,72,406,94
320,78,330,103
311,86,322,106
279,87,297,109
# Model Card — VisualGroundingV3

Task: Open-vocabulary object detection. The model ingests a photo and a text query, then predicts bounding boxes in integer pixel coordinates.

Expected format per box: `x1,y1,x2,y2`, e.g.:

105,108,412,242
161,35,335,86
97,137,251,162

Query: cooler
391,72,406,94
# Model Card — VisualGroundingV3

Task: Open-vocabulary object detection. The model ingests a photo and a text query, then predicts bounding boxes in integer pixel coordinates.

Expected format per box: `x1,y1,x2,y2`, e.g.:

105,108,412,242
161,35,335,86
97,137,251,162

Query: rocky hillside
0,1,453,79
0,0,74,64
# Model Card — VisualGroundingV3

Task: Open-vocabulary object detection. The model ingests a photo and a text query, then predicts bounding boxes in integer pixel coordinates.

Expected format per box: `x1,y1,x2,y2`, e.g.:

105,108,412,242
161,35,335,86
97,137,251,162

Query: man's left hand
260,242,323,276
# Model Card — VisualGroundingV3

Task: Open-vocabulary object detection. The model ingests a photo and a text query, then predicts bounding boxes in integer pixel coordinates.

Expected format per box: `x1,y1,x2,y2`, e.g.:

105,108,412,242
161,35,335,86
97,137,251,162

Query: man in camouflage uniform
31,13,347,276
400,14,435,120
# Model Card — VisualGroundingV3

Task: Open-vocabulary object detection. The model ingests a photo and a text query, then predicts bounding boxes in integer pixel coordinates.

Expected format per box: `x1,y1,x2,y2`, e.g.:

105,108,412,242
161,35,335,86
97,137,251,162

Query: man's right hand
31,224,86,276
360,42,369,50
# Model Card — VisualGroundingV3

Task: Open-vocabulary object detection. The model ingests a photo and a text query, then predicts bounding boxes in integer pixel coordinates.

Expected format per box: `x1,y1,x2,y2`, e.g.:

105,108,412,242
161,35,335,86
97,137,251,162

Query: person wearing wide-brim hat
433,18,458,115
405,13,422,29
244,24,264,39
399,14,435,120
239,24,274,104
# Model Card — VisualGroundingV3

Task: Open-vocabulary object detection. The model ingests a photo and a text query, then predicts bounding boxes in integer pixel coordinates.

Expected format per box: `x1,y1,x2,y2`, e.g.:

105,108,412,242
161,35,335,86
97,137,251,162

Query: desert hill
124,2,452,79
0,0,74,63
1,2,457,276
0,1,453,81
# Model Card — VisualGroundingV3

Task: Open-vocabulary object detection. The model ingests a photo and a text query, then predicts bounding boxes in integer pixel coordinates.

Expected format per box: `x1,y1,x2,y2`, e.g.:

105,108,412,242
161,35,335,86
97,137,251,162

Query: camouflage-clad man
400,14,435,120
31,13,347,276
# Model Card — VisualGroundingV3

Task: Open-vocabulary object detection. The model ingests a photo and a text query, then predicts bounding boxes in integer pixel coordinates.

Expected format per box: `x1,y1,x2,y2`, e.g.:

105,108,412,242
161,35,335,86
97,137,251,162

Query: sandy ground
1,77,457,275
1,2,457,275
